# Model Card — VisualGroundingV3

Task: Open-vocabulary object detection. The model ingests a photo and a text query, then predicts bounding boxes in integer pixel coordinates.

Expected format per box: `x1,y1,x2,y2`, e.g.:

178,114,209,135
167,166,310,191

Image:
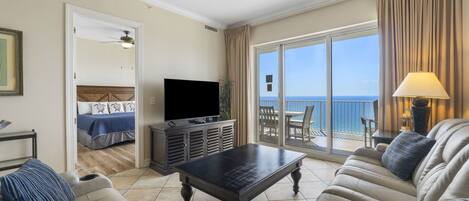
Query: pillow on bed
91,102,109,115
77,102,92,115
109,102,125,114
123,101,136,112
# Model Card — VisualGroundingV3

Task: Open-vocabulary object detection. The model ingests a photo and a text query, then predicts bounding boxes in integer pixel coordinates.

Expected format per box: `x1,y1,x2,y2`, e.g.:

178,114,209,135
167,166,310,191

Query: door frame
253,21,377,159
65,4,145,171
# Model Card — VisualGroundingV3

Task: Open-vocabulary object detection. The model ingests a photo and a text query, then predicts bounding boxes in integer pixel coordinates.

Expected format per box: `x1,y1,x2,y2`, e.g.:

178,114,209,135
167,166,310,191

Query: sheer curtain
378,0,463,132
225,25,252,146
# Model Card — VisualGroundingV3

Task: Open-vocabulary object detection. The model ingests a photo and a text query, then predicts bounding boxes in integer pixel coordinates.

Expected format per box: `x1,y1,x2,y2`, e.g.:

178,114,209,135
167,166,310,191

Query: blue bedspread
77,112,135,138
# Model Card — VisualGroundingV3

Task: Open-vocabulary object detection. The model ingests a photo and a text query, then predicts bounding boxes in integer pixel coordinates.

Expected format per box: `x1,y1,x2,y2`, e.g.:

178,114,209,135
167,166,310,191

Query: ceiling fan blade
100,41,121,44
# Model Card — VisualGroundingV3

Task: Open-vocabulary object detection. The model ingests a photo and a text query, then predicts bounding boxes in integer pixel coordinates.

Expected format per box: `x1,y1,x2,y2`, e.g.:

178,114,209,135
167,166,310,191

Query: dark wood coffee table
175,144,306,201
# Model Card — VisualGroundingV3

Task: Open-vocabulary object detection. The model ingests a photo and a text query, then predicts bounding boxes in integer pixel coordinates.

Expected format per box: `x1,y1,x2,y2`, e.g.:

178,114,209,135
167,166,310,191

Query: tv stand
150,119,236,175
188,119,206,124
167,121,177,128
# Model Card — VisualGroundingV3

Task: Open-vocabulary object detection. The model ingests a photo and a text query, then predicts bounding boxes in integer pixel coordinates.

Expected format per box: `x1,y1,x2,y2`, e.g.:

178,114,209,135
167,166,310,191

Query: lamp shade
393,72,449,99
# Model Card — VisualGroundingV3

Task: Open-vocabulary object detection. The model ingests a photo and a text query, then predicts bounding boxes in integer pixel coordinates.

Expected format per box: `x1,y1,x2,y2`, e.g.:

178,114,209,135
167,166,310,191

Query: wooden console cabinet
150,119,236,175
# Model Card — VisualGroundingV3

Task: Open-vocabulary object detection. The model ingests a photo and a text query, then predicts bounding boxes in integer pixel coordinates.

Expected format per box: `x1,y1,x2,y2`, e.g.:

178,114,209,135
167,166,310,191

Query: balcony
259,99,376,153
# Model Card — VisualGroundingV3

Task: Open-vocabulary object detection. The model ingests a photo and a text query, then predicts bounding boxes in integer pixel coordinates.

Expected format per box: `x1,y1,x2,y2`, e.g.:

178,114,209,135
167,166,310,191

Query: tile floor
109,157,341,201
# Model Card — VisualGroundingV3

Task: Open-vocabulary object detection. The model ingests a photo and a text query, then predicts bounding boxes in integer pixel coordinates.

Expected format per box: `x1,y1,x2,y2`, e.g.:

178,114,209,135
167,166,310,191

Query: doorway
65,5,144,174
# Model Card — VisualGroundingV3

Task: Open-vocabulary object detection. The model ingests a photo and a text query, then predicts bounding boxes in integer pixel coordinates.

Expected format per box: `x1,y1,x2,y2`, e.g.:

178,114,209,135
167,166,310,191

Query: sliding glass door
331,31,379,153
257,48,280,144
284,40,328,151
255,23,379,156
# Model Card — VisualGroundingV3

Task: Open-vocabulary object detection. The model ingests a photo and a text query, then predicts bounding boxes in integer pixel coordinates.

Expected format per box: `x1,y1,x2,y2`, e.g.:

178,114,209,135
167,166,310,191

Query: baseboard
144,158,151,167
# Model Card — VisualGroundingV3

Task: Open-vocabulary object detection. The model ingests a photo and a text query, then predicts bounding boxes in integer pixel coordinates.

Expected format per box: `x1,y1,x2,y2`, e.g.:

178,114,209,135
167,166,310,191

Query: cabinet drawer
167,132,185,165
188,130,204,160
221,124,234,150
206,127,220,155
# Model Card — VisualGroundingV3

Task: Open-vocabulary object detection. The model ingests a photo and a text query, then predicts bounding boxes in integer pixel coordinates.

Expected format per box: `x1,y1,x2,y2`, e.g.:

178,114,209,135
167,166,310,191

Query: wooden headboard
77,85,135,102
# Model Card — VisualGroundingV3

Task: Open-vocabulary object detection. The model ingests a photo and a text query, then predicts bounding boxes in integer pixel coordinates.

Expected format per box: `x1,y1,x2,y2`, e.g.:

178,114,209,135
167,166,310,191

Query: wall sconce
266,75,272,83
266,75,273,92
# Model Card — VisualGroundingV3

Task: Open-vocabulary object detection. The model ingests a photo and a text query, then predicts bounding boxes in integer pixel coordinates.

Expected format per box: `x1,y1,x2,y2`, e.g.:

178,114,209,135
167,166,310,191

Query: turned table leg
291,168,302,194
181,183,193,201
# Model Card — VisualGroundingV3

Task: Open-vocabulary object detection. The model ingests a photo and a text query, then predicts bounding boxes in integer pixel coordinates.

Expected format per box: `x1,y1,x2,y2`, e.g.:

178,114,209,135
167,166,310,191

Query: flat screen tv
164,79,219,121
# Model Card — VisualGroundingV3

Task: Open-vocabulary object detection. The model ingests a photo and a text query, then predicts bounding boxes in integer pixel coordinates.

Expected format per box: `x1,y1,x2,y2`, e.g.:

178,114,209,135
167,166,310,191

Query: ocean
260,96,378,135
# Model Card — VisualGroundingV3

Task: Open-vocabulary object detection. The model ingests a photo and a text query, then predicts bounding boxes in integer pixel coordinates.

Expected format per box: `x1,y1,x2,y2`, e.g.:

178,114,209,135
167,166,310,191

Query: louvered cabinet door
188,129,204,160
150,120,236,175
206,127,221,155
166,131,186,166
221,124,234,151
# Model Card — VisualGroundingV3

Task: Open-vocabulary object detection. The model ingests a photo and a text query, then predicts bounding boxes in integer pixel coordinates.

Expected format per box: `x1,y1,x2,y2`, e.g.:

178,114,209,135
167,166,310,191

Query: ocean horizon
260,96,378,101
259,96,378,135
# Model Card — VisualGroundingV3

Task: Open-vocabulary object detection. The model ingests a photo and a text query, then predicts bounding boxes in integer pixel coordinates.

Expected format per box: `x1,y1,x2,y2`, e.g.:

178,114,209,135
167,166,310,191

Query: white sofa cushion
321,185,379,201
327,174,416,201
412,120,469,186
338,165,416,196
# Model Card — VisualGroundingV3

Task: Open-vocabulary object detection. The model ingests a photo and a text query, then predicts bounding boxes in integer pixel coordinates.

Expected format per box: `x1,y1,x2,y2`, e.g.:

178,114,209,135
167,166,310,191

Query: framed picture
0,27,22,96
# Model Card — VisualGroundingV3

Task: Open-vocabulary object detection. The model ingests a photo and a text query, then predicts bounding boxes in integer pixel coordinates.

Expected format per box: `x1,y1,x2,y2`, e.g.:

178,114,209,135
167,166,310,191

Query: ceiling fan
104,30,134,49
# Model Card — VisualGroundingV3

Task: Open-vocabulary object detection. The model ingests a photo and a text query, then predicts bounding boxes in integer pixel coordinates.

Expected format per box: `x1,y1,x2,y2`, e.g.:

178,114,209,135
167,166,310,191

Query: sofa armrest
60,172,113,197
375,143,389,152
60,171,80,187
353,147,384,160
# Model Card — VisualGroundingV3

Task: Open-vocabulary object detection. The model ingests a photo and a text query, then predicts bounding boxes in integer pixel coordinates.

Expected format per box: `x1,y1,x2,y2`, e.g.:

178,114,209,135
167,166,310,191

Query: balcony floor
259,131,365,153
288,136,364,153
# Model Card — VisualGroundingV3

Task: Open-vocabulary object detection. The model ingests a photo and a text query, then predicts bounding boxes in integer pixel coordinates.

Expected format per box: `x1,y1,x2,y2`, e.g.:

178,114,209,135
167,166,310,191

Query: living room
0,0,468,201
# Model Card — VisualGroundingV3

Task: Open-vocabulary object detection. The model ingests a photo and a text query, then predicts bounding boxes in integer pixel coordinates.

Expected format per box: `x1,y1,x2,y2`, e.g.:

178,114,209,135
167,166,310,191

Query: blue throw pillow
1,159,75,201
381,132,436,180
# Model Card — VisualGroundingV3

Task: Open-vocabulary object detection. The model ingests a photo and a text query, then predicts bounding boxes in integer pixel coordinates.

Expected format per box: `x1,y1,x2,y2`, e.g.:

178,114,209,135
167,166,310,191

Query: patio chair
288,106,314,142
360,100,378,148
259,106,278,136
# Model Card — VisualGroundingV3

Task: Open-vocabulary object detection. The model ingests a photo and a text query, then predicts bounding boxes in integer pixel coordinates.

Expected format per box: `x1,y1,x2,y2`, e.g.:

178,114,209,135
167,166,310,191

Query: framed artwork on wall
0,27,22,96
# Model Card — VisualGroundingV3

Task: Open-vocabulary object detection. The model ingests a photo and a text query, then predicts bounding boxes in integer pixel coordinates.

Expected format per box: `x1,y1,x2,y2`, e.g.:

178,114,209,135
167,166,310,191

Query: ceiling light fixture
121,42,134,49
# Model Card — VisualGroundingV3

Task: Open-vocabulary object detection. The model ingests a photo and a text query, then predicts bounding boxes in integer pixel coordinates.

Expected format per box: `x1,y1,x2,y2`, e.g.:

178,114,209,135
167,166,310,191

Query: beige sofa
61,172,127,201
0,172,126,201
317,119,469,201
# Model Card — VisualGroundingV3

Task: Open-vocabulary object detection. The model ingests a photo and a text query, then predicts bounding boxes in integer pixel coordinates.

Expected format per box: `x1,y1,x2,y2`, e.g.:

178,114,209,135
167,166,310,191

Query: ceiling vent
204,25,218,32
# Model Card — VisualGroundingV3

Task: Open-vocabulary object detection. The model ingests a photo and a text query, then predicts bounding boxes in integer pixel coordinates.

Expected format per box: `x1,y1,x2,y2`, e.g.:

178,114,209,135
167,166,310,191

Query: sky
259,34,379,98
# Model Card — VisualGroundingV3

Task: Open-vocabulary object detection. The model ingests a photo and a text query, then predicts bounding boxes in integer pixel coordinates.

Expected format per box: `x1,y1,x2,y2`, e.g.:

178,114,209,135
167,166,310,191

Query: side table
372,130,400,147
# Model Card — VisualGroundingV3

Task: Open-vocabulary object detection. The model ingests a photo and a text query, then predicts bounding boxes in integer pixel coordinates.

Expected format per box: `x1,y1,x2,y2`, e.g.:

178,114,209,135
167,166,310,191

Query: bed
76,85,135,149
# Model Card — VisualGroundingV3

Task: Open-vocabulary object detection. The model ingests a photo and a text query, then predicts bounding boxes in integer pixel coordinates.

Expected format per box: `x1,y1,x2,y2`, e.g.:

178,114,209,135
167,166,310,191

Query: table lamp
392,72,449,134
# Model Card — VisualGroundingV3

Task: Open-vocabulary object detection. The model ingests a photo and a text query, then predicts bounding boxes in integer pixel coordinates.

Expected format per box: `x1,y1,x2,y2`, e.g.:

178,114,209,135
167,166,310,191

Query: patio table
275,111,304,138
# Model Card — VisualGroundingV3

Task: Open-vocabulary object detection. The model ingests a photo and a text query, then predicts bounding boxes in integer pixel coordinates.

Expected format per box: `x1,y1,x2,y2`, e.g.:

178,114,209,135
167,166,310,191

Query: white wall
76,38,135,86
0,0,226,171
251,0,377,45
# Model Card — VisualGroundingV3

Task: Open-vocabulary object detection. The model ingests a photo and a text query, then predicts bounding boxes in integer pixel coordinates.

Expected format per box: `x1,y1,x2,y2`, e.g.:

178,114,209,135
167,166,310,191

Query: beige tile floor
109,157,341,201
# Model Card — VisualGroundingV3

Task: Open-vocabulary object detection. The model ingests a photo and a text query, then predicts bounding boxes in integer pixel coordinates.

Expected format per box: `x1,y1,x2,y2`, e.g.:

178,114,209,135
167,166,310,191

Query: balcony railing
259,99,376,140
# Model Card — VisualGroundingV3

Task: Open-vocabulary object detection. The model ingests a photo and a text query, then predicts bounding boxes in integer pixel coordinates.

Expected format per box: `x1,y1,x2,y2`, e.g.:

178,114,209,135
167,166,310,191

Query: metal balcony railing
259,99,376,139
